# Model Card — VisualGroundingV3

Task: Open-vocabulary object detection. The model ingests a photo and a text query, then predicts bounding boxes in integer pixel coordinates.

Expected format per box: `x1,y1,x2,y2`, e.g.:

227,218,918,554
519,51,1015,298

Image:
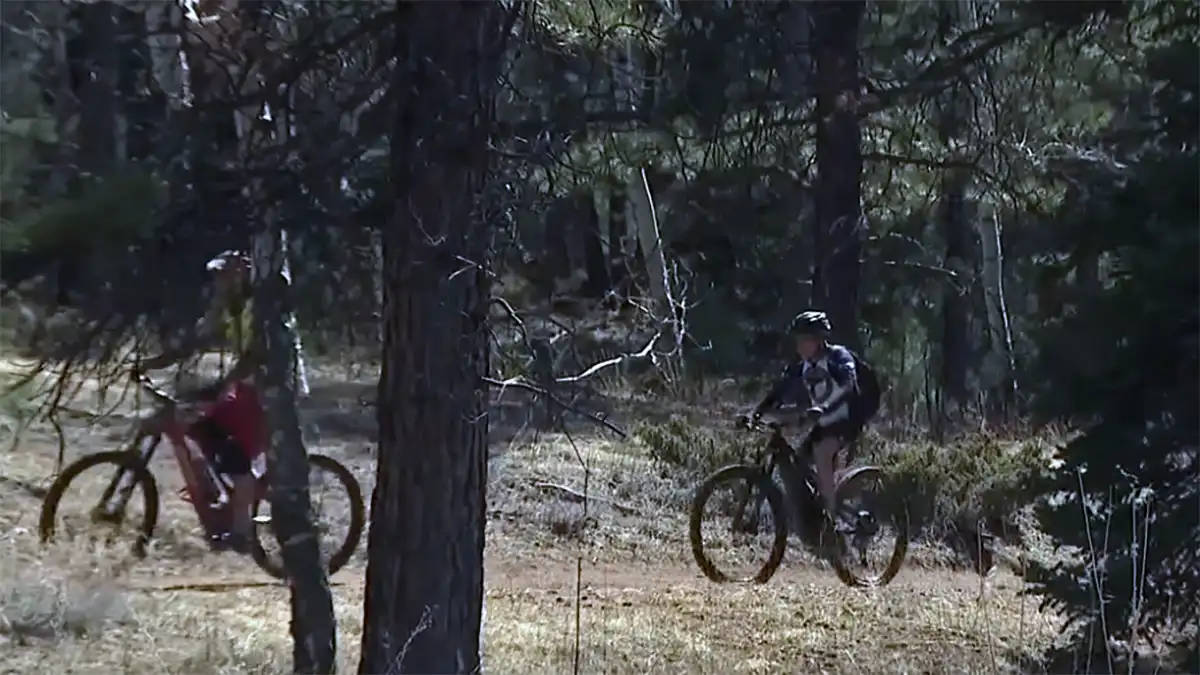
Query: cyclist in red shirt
135,251,264,553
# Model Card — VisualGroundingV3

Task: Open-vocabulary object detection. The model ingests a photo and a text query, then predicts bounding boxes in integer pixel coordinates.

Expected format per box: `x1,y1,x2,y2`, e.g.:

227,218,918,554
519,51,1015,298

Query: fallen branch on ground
532,480,640,516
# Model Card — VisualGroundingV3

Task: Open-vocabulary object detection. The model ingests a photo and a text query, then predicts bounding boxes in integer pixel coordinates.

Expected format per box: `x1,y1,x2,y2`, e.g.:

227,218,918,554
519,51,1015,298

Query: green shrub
870,433,1054,543
632,415,759,477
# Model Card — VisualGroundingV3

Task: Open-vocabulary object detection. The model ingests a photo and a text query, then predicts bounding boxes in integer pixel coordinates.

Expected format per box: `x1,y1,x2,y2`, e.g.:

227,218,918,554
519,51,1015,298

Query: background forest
0,0,1196,673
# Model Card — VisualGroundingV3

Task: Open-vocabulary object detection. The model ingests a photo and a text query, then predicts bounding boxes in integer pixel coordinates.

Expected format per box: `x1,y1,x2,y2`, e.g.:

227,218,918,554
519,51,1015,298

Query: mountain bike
689,415,908,587
38,375,366,579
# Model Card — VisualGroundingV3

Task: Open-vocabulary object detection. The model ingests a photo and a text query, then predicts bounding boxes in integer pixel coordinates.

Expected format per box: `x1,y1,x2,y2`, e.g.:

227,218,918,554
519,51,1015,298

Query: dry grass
1,357,1069,673
0,544,1060,674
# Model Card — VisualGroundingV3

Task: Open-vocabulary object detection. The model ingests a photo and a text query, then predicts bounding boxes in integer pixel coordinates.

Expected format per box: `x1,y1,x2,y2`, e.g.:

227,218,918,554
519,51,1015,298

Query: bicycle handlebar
737,414,813,435
135,374,178,407
737,417,783,434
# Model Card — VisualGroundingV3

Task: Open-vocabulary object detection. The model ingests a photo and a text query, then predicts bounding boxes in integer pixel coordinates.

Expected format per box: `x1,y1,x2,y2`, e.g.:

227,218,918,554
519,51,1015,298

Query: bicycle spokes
731,487,769,535
696,473,781,577
831,470,908,586
254,460,356,564
55,463,150,549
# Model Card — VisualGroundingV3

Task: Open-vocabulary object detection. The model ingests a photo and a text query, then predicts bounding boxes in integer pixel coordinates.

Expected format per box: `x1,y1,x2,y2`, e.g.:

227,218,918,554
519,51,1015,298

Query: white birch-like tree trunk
977,208,1017,410
629,168,673,338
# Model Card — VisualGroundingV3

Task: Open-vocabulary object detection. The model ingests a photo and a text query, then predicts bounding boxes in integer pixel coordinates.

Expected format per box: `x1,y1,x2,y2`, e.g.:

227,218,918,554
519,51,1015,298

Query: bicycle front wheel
830,466,909,588
38,448,161,558
689,465,789,584
250,454,366,579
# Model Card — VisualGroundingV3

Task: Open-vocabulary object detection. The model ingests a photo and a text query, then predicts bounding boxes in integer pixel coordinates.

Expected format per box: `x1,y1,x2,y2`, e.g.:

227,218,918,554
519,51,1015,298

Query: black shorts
810,419,863,446
188,417,252,476
800,419,865,464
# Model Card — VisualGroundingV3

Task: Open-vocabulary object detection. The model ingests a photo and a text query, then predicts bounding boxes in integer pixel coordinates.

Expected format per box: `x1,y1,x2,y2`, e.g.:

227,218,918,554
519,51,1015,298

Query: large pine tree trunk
810,1,865,350
357,3,509,673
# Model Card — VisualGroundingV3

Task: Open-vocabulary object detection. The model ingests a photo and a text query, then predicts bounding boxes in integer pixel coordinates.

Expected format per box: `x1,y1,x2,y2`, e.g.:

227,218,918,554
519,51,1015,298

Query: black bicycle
689,416,908,587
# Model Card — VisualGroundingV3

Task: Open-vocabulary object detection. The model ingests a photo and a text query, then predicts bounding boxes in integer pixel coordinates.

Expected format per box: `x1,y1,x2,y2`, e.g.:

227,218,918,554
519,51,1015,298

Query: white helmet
205,250,250,273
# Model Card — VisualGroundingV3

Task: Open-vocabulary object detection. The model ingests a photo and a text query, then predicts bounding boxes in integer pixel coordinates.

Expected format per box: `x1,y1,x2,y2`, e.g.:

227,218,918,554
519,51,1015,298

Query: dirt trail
127,560,711,593
125,556,1001,596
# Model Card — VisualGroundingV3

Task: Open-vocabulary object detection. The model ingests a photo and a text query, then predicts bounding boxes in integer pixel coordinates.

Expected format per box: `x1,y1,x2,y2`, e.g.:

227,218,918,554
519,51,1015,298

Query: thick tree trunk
810,1,865,350
938,1,971,415
357,3,508,673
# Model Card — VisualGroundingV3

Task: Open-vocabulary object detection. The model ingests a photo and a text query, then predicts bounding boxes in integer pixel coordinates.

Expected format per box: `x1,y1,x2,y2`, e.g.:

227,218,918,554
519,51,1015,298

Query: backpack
848,349,883,423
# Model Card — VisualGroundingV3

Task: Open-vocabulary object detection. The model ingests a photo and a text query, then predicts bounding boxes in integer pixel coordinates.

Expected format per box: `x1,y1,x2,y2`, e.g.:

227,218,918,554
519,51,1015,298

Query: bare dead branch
553,332,659,384
482,375,626,438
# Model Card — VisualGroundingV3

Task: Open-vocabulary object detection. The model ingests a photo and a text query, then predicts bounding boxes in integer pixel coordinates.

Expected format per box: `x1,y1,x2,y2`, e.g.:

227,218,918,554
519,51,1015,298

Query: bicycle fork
100,436,158,516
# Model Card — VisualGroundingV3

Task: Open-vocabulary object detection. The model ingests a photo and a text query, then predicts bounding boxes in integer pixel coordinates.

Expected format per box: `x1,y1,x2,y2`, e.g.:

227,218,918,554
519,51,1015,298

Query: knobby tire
689,464,789,584
249,453,366,580
38,448,161,557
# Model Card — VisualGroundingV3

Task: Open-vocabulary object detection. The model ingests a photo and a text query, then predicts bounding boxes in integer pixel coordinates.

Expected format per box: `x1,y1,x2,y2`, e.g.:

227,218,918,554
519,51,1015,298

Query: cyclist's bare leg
230,475,255,539
813,435,841,517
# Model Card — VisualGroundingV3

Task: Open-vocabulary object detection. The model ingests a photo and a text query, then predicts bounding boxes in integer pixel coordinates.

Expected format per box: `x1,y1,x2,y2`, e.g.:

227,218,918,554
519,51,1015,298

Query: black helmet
788,310,831,337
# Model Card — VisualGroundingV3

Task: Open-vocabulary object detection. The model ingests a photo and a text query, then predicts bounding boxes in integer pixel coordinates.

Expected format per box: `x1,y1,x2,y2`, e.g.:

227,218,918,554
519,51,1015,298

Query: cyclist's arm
820,347,858,411
753,363,803,416
139,301,227,371
222,341,261,383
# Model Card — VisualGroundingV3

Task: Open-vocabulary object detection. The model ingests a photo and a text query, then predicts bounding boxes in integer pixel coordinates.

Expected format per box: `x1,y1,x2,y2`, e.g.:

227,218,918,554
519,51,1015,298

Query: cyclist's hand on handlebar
735,412,761,429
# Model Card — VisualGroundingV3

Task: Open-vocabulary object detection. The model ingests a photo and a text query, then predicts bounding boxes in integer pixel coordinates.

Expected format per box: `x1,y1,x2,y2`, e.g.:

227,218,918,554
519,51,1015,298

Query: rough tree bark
227,1,335,670
937,0,971,417
357,2,510,673
810,1,865,350
251,223,337,674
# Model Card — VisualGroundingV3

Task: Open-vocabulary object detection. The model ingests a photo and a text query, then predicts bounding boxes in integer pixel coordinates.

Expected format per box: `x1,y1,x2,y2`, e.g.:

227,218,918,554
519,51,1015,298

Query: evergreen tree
1027,5,1199,669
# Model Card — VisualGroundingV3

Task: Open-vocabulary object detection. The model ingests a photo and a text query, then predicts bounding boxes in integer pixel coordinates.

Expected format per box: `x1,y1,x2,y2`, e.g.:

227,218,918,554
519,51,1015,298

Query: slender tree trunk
630,168,670,324
357,3,509,673
252,223,337,674
71,0,120,171
580,191,611,298
977,208,1017,416
607,179,629,294
233,2,335,669
810,1,865,350
938,1,971,417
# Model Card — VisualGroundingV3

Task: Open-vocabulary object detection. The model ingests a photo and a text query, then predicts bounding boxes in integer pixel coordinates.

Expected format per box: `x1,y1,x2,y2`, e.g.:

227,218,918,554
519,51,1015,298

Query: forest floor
0,357,1070,674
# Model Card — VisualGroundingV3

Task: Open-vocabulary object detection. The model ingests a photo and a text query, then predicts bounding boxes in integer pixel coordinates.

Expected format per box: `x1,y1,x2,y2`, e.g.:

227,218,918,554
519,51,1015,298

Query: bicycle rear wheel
38,448,161,558
829,466,909,588
250,454,366,579
689,465,789,584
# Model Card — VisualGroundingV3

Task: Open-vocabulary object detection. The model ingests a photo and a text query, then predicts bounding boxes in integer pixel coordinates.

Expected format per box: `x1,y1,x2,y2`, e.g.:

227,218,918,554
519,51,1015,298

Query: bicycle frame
102,378,263,540
749,422,828,539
